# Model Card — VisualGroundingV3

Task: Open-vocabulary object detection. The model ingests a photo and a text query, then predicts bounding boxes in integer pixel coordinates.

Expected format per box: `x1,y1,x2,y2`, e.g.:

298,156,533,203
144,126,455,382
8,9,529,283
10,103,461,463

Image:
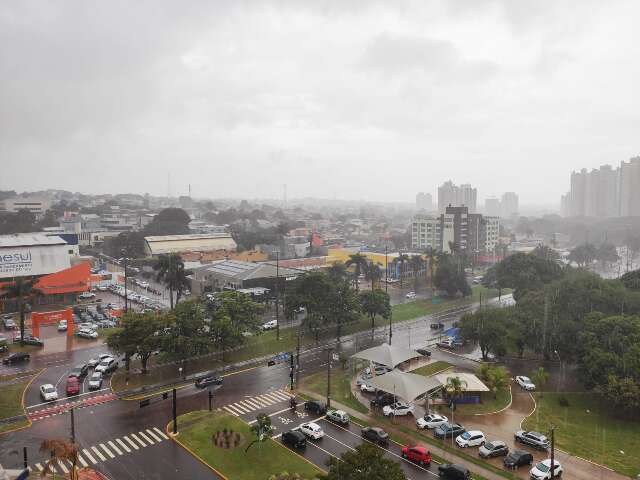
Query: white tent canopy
369,369,442,403
351,342,421,369
435,372,490,392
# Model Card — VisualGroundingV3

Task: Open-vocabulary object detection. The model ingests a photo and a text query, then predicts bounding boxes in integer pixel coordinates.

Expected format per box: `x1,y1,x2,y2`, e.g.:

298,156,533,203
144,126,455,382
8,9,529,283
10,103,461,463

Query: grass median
300,368,368,414
0,380,30,434
412,361,454,377
174,410,322,480
523,392,640,477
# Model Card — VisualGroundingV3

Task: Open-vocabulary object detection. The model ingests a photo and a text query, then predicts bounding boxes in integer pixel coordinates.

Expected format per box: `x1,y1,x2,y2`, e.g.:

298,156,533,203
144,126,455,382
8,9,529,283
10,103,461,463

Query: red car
401,445,432,467
66,376,80,396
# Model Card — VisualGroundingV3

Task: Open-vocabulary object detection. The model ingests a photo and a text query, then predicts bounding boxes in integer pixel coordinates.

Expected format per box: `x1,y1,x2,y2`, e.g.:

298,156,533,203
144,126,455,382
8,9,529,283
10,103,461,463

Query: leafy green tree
444,376,468,407
104,231,146,258
621,269,640,290
346,253,368,291
327,278,360,341
162,301,211,368
487,366,509,399
144,208,191,235
0,209,36,234
4,278,35,346
568,243,598,268
327,261,348,282
154,253,189,309
107,312,164,373
363,262,383,290
596,242,619,270
434,253,470,297
246,412,273,452
531,244,559,261
325,442,407,480
531,367,550,398
359,290,391,331
394,253,410,288
409,255,425,292
459,308,511,360
268,473,310,480
598,375,640,413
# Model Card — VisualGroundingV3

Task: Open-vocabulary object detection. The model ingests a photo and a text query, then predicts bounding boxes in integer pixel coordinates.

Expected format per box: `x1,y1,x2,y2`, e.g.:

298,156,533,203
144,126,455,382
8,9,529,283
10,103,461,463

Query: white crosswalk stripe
238,401,256,411
130,432,147,447
100,443,115,459
116,438,131,453
123,435,140,450
146,429,162,443
226,403,247,415
231,402,251,413
137,430,154,445
34,463,43,472
91,446,106,462
261,392,282,403
243,398,264,409
82,448,97,465
271,390,291,401
251,396,273,407
108,440,123,456
57,460,69,474
153,427,170,440
77,454,88,468
223,405,239,416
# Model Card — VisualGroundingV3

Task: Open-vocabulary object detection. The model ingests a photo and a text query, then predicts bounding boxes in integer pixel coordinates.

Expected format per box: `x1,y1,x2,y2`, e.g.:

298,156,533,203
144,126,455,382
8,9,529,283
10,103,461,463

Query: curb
519,392,537,430
473,385,512,416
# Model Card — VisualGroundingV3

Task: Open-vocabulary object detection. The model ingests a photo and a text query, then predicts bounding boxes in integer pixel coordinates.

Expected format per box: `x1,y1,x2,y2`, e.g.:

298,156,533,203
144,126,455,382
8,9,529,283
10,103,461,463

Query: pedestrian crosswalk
29,426,169,474
221,388,293,417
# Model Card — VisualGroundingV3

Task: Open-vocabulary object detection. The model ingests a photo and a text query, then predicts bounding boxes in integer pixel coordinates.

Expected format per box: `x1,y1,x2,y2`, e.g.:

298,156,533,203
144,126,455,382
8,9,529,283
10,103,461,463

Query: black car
370,392,395,408
281,430,306,449
416,348,432,357
69,363,89,378
433,422,465,440
361,427,389,445
430,322,444,329
2,352,30,365
437,464,471,479
304,400,327,414
195,375,223,388
502,449,534,469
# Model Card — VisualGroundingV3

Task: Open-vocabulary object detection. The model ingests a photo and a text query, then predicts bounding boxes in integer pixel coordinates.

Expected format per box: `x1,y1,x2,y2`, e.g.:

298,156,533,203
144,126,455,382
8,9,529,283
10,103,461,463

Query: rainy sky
1,0,639,205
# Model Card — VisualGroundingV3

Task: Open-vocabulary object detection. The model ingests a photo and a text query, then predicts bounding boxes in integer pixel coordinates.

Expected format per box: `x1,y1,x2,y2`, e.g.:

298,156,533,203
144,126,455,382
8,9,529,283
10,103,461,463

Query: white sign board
0,245,71,277
332,353,339,362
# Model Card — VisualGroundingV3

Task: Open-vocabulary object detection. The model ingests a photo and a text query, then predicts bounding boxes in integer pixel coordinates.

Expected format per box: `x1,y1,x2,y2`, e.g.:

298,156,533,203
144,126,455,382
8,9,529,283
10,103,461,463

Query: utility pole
550,424,556,477
23,447,27,470
208,390,213,412
296,329,301,386
289,351,295,390
172,388,178,435
70,407,75,444
385,245,392,345
275,251,280,341
326,347,332,408
121,248,128,313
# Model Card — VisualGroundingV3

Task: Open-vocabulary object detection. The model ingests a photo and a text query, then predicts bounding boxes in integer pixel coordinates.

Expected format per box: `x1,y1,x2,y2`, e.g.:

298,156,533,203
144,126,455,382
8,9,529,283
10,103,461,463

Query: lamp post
385,245,392,345
275,251,280,341
121,248,128,313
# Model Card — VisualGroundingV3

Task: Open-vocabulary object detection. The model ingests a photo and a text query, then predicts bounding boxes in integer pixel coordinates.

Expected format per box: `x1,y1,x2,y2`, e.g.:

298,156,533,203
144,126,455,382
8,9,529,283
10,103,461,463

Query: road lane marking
238,401,256,411
223,406,239,416
137,430,154,444
305,439,340,459
251,397,272,407
129,432,147,447
261,393,281,403
116,438,131,453
243,398,263,409
153,426,169,440
322,432,357,452
146,429,162,442
82,449,97,464
77,454,88,467
57,460,69,474
108,440,122,455
91,445,106,462
123,435,139,450
99,443,116,459
226,403,247,415
274,390,292,399
34,463,43,472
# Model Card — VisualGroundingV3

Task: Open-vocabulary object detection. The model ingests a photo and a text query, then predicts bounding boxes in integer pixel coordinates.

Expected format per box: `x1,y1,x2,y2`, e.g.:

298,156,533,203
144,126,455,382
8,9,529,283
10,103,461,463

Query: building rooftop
198,260,300,281
0,233,67,248
145,233,233,242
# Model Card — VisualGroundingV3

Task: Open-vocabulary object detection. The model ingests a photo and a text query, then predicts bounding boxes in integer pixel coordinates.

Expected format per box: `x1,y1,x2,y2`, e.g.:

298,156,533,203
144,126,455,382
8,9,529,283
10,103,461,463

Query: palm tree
5,278,35,347
345,253,368,292
531,367,550,398
154,253,189,309
444,375,468,405
40,438,79,480
363,262,382,290
394,253,410,288
327,262,348,281
408,255,425,292
425,247,436,295
488,366,509,399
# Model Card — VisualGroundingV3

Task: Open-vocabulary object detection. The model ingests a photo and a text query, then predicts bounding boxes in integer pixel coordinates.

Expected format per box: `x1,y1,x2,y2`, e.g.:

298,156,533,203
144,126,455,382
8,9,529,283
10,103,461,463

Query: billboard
0,245,71,277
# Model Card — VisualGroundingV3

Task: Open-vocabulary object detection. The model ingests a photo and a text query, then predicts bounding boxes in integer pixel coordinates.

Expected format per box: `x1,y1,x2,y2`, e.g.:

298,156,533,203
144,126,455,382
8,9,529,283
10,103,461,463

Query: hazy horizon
2,1,639,204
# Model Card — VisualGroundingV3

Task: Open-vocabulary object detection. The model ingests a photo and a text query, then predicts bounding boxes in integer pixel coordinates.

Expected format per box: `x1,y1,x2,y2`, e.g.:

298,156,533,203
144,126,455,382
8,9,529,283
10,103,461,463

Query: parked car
437,464,471,479
303,400,326,415
478,440,509,458
437,338,455,349
370,392,395,408
69,363,89,378
406,291,417,299
514,430,550,451
326,409,349,425
365,365,392,376
66,376,80,395
76,328,98,339
281,430,306,449
530,459,563,480
13,335,43,346
361,427,389,445
360,383,376,393
430,322,445,329
95,357,118,374
382,402,414,417
39,384,58,401
434,422,466,440
88,371,103,390
2,352,30,365
262,319,277,330
455,430,486,448
195,375,223,388
78,291,95,300
299,422,324,440
88,354,113,367
416,413,448,430
503,449,534,469
57,320,68,331
3,316,16,330
416,348,432,357
356,372,373,386
515,376,536,391
401,445,431,466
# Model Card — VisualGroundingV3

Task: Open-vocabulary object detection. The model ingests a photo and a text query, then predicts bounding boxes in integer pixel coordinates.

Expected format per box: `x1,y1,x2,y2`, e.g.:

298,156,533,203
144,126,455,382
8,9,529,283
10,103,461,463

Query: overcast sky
1,1,639,206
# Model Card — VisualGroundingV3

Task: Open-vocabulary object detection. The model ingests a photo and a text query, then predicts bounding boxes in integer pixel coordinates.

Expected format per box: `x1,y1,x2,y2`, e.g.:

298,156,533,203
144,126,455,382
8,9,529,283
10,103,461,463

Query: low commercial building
144,233,237,257
0,196,51,218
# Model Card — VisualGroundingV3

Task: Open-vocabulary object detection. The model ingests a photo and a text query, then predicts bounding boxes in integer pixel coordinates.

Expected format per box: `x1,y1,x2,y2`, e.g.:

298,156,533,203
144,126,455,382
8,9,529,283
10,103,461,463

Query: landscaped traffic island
173,411,322,480
0,379,30,433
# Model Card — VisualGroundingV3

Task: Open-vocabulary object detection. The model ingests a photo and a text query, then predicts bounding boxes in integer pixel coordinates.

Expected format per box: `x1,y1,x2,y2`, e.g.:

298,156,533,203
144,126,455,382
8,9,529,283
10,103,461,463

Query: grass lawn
0,370,39,382
176,411,323,480
412,361,453,377
0,418,29,434
0,380,28,421
448,389,511,415
300,368,368,414
523,393,640,477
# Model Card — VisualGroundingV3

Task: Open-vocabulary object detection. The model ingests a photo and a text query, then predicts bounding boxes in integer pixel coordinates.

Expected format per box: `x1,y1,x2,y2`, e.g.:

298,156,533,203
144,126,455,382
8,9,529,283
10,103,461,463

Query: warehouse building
144,233,237,257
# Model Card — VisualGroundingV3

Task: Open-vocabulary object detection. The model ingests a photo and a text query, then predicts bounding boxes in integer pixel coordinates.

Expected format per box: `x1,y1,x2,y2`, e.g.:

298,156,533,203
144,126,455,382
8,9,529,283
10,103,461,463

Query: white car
382,402,414,417
360,383,376,393
57,320,67,332
406,291,417,298
516,376,536,391
530,459,563,480
96,285,109,291
456,430,486,448
39,384,58,402
262,320,277,330
88,353,113,367
76,328,98,339
78,292,95,300
416,413,448,429
299,422,324,440
88,371,103,390
139,281,149,288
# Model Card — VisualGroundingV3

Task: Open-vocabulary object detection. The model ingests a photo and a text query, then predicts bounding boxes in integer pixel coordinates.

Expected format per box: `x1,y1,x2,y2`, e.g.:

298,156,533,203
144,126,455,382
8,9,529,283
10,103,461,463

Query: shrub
558,396,570,407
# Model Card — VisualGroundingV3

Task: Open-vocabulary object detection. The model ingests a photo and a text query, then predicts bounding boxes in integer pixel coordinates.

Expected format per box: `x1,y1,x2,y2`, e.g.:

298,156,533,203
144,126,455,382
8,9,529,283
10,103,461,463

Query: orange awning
34,262,91,295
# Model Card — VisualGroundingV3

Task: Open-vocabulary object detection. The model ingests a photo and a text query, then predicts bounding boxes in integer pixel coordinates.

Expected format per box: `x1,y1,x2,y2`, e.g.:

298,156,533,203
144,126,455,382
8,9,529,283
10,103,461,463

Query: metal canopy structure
351,342,422,369
369,369,442,403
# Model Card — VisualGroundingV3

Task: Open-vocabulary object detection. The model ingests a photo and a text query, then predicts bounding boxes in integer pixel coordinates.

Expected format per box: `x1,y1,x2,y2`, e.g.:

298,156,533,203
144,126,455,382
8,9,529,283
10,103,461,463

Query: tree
487,366,509,399
531,367,550,398
359,290,391,331
459,308,511,360
596,242,619,270
325,442,407,480
161,301,211,368
40,439,79,480
0,209,36,234
346,253,368,292
568,243,598,268
363,262,383,290
246,413,273,452
434,253,470,297
531,244,559,261
327,278,361,341
154,253,189,309
107,312,164,373
104,231,146,258
144,207,191,235
444,376,468,407
621,269,640,290
425,247,436,292
269,474,310,480
394,253,410,288
327,262,348,282
4,278,35,346
409,255,425,292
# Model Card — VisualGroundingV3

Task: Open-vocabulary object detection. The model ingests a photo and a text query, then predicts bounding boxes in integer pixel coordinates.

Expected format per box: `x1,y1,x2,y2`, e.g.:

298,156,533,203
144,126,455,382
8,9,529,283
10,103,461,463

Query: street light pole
70,407,76,444
326,347,332,408
275,251,280,341
121,248,128,313
172,388,178,435
386,245,392,345
550,424,556,478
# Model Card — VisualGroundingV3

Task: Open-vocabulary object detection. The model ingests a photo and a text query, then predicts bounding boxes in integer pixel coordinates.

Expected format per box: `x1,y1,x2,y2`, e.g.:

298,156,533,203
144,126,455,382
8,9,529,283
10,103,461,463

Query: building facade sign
0,245,71,277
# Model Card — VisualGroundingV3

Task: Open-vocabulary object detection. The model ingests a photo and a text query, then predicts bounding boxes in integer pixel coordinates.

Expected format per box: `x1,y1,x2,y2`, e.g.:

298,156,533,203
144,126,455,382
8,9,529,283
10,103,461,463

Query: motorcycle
290,397,297,411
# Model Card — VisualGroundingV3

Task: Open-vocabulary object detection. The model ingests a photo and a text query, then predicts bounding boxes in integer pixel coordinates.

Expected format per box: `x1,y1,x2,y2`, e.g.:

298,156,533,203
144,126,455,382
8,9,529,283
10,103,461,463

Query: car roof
489,440,506,447
512,449,531,457
41,383,54,388
467,430,483,435
303,422,321,429
287,430,305,438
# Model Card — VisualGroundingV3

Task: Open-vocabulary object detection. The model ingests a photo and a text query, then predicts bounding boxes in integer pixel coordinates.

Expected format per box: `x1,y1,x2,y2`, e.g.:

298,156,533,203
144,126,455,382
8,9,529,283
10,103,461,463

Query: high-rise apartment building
437,181,477,213
484,197,501,217
500,192,519,218
411,215,441,250
415,192,433,211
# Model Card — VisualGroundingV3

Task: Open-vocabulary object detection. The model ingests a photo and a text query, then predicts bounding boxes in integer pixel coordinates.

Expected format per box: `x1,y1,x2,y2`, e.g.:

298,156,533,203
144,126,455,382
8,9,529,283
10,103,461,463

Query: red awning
34,262,91,295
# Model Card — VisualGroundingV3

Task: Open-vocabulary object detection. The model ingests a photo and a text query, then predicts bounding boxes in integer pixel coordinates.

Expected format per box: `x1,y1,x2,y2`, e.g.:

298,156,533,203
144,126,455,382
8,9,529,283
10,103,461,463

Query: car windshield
461,432,471,440
43,386,55,393
521,377,531,382
91,373,101,380
484,442,495,450
536,462,550,473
